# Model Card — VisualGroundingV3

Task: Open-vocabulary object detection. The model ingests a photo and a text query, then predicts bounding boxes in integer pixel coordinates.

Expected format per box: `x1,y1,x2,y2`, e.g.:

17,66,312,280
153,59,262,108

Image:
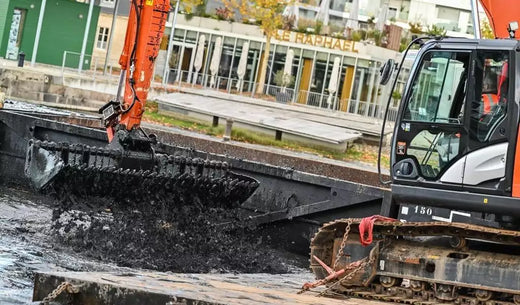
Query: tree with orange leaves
223,0,292,94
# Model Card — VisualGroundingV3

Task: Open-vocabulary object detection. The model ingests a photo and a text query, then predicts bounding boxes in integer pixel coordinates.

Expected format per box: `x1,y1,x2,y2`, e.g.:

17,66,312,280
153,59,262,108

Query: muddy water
0,237,33,304
0,187,127,304
0,186,310,304
0,187,52,304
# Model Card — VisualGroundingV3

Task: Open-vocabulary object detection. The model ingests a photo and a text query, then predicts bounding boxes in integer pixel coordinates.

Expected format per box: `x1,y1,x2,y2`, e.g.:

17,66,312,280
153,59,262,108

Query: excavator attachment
22,0,259,208
25,138,259,208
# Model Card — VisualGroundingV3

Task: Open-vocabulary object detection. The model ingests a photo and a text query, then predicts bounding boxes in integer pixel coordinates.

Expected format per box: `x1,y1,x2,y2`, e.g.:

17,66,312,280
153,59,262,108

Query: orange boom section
480,0,520,38
115,0,170,137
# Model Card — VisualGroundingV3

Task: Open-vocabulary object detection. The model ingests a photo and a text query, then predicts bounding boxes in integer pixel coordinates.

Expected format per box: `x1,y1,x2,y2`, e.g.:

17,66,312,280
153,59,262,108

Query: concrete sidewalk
156,92,363,151
156,90,391,151
176,87,392,140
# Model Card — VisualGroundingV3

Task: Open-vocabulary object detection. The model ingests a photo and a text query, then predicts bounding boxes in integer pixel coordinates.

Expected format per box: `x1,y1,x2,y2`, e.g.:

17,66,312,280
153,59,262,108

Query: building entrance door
178,46,193,82
6,9,26,60
297,58,313,104
340,66,355,112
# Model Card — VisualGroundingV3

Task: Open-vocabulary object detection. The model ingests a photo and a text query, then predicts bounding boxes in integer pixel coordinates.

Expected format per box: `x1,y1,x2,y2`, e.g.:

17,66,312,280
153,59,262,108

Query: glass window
470,50,509,142
437,6,460,22
186,30,198,42
173,28,185,41
96,27,109,49
404,51,469,124
249,41,262,50
436,6,460,31
329,0,346,12
300,0,319,5
220,43,234,77
343,56,356,65
329,15,345,27
408,130,461,178
303,49,315,58
299,8,317,19
224,36,235,45
6,9,26,60
387,7,397,20
311,57,328,93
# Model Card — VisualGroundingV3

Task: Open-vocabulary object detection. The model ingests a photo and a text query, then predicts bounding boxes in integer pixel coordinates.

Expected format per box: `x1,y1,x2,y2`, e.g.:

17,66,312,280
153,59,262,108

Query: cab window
470,51,508,142
404,51,469,124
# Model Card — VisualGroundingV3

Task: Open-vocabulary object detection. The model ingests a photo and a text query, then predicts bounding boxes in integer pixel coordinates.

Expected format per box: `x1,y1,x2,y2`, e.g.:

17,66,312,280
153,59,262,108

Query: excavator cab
387,38,520,223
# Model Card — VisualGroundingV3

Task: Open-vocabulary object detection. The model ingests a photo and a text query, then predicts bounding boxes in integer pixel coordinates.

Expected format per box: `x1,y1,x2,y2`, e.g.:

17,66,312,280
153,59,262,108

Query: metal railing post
61,51,67,77
79,0,95,73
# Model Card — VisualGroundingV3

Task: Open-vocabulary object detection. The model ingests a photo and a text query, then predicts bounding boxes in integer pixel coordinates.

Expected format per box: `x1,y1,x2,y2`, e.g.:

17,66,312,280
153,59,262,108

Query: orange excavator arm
24,0,259,210
102,0,170,142
480,0,520,39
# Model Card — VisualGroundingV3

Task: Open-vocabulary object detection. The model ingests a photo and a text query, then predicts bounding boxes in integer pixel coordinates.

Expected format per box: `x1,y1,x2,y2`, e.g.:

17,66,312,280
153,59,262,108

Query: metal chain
40,281,79,305
318,258,369,297
321,219,377,297
333,219,352,270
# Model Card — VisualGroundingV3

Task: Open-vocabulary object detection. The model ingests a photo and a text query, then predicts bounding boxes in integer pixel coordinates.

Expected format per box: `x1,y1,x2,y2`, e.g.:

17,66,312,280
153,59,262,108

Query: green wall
39,1,100,68
0,0,11,52
0,0,41,61
1,0,100,68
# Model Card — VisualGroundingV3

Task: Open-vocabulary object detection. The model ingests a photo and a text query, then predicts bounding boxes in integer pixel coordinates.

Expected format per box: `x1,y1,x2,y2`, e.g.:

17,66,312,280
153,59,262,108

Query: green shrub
426,24,447,36
315,21,323,35
408,21,423,34
373,30,383,46
351,31,362,41
273,70,295,87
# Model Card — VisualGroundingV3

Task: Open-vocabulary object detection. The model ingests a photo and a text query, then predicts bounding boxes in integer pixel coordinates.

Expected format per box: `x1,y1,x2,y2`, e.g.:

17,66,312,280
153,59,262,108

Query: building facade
153,0,478,119
91,0,130,67
160,15,400,118
0,0,479,120
0,0,100,68
389,0,474,37
290,0,475,37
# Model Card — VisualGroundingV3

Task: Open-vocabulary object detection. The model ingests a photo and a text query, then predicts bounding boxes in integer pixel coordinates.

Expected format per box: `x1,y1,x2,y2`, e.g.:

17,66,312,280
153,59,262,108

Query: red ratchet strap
359,215,398,246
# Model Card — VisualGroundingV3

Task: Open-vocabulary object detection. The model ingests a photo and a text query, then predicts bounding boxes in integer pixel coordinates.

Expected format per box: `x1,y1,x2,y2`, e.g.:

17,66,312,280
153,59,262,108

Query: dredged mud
51,191,306,274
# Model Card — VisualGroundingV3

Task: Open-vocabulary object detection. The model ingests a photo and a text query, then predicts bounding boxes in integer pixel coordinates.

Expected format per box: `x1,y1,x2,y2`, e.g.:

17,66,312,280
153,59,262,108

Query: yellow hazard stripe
145,0,153,6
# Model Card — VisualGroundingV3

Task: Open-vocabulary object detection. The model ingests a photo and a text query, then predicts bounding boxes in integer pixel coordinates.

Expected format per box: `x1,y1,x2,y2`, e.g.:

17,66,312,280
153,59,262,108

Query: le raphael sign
274,30,357,52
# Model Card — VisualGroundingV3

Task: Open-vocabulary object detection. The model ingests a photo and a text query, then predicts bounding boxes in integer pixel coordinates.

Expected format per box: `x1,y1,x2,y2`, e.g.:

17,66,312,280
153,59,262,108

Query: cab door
392,48,513,195
462,50,510,193
391,50,470,188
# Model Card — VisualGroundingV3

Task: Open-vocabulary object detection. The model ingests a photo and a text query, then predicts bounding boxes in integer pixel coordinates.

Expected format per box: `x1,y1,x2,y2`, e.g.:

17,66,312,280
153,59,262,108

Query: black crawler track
332,284,520,305
310,218,520,305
